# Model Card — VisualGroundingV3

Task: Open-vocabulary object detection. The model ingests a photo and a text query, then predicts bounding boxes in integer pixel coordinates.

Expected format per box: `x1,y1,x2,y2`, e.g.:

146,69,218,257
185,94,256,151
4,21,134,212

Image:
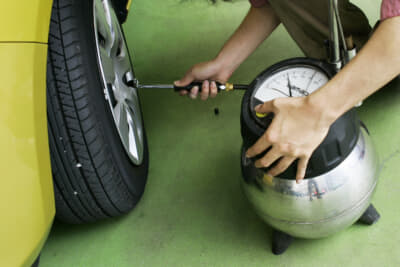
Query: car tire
47,0,148,224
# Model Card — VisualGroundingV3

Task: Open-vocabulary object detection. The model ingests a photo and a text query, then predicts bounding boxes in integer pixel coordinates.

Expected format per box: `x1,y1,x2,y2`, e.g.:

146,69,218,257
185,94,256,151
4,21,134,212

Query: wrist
212,55,235,81
306,92,341,126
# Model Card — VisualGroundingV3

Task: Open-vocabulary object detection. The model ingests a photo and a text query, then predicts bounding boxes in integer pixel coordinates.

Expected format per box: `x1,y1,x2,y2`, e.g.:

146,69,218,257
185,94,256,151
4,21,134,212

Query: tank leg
358,204,380,225
272,230,293,255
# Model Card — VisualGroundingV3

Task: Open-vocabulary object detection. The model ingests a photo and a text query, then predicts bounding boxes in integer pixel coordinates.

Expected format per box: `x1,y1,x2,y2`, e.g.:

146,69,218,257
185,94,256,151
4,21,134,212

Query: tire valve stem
76,163,82,168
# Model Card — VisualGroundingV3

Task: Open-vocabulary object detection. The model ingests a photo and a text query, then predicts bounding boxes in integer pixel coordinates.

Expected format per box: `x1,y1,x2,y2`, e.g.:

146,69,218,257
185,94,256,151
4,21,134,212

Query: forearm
215,5,280,77
309,17,400,123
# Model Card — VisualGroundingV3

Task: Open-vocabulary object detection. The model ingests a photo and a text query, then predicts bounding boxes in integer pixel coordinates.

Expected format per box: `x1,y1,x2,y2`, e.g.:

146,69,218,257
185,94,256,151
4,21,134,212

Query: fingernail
255,104,262,110
174,81,179,86
192,91,199,98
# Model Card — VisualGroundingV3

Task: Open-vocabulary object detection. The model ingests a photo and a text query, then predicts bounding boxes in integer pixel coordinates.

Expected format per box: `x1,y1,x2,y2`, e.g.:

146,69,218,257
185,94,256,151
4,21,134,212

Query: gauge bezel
249,62,332,129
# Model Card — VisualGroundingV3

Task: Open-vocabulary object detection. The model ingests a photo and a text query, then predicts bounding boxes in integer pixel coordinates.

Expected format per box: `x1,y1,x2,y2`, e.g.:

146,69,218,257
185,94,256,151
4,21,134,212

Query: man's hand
245,97,332,183
174,60,232,100
174,5,280,101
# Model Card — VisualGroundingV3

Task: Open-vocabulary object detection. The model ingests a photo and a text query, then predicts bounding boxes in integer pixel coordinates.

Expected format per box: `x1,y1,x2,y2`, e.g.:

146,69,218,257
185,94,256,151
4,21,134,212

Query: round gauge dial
252,65,329,103
250,64,329,125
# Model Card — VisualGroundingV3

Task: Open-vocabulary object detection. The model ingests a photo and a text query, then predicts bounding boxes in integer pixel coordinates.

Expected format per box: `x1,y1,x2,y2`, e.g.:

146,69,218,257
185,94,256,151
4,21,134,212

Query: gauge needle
287,74,293,97
305,71,317,91
287,74,310,96
270,88,290,97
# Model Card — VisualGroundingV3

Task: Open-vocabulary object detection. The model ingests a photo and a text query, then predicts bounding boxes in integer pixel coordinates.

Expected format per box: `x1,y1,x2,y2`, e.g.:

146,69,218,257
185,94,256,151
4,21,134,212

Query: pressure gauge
249,60,333,127
241,58,361,179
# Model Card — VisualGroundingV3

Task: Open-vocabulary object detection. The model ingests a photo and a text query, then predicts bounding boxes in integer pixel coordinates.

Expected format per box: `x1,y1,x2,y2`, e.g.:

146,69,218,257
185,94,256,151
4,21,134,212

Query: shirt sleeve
249,0,268,8
381,0,400,20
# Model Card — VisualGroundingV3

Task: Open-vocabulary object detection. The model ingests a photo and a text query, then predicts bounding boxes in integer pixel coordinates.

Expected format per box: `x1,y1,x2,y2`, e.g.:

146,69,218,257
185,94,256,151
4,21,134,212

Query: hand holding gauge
245,64,333,183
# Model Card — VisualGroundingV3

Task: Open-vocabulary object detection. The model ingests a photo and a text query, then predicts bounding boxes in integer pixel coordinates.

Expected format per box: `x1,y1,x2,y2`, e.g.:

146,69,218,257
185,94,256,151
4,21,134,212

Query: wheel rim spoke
115,39,131,75
98,46,115,84
126,108,141,161
126,93,143,137
118,105,129,145
126,90,142,121
113,102,124,127
94,0,114,52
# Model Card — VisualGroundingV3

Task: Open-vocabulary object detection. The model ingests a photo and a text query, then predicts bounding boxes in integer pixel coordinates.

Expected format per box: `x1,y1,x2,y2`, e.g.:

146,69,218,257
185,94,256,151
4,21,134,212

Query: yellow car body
0,1,131,266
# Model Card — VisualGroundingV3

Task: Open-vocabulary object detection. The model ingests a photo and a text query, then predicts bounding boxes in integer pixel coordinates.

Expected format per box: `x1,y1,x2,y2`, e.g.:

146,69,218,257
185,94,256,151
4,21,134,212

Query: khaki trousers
268,0,372,59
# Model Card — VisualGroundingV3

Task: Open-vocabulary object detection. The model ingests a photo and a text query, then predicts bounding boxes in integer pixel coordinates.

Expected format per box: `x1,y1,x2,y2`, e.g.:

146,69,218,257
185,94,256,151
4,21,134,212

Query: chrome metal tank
240,58,380,239
241,129,379,238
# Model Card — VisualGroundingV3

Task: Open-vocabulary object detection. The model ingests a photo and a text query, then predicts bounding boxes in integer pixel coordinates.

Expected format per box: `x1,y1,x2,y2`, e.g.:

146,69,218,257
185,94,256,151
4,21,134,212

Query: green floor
41,1,400,266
